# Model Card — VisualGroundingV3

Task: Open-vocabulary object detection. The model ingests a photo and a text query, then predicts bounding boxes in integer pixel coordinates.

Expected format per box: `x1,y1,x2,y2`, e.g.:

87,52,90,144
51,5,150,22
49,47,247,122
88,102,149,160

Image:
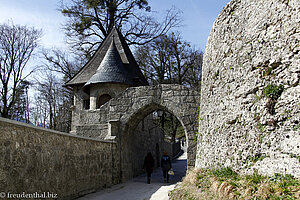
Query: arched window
96,94,112,108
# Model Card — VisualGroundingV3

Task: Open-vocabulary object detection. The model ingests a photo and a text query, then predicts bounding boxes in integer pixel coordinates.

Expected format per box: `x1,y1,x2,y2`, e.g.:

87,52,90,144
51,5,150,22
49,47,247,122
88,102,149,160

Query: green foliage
264,84,284,100
256,122,265,132
263,84,284,115
196,169,213,191
75,17,92,34
194,132,199,144
269,173,300,186
229,180,239,187
252,153,267,163
170,168,300,200
244,153,268,167
153,111,184,143
293,124,300,131
264,66,275,76
246,172,265,185
270,174,299,195
83,0,106,9
213,167,239,181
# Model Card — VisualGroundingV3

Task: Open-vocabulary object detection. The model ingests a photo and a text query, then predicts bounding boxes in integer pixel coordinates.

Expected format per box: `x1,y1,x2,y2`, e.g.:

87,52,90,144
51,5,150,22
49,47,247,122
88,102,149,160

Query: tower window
97,94,112,108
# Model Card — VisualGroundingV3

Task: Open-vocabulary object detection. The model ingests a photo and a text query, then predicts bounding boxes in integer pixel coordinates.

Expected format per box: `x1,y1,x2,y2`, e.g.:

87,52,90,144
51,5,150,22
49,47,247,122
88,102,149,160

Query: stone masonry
196,0,300,177
66,26,201,183
72,84,200,181
0,117,119,200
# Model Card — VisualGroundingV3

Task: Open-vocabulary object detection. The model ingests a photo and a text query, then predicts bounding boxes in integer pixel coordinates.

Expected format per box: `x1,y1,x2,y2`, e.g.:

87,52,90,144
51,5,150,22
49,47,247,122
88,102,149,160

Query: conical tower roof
65,26,148,87
84,39,133,87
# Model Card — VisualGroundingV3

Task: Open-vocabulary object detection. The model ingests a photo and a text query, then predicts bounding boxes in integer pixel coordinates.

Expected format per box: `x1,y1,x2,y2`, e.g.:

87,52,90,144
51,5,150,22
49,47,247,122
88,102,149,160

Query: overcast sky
0,0,230,51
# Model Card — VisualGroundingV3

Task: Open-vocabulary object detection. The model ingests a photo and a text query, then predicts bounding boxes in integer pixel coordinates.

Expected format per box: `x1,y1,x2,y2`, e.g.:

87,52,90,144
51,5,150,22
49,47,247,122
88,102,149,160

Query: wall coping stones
0,117,115,144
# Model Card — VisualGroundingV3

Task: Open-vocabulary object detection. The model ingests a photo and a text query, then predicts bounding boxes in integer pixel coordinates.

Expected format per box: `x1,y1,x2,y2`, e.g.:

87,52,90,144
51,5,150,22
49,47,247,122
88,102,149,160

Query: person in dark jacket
161,151,172,183
143,152,155,184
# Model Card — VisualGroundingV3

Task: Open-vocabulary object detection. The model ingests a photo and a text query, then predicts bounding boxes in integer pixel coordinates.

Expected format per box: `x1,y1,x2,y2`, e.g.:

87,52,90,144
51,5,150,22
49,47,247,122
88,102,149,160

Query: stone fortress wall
196,0,300,177
0,117,119,199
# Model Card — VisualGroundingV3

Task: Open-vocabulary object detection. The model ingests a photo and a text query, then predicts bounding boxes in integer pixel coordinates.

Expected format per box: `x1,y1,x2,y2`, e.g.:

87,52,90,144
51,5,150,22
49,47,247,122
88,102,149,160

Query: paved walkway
78,148,187,200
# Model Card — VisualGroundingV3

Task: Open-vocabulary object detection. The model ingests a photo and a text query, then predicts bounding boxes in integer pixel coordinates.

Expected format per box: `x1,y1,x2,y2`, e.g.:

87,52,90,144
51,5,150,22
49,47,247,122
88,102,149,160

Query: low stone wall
0,117,119,200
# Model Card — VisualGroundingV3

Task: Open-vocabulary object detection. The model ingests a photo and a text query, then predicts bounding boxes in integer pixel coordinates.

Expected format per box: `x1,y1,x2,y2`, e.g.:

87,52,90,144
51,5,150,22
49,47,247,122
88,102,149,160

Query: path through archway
106,84,200,181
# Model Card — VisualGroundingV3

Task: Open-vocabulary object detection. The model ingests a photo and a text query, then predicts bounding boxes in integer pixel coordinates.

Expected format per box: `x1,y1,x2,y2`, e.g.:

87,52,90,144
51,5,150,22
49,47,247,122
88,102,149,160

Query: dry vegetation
169,168,300,200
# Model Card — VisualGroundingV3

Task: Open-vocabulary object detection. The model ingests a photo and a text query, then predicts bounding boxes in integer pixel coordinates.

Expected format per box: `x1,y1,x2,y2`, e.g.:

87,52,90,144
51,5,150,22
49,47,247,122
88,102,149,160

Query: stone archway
72,84,200,182
106,84,200,181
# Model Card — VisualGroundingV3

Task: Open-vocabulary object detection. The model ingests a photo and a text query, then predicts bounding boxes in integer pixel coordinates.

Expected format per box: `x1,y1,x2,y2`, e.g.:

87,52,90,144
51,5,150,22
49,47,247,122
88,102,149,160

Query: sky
0,0,231,52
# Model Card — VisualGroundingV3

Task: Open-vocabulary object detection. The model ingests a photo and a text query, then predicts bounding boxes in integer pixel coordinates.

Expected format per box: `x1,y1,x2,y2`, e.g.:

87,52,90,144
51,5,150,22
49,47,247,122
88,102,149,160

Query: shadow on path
77,148,187,200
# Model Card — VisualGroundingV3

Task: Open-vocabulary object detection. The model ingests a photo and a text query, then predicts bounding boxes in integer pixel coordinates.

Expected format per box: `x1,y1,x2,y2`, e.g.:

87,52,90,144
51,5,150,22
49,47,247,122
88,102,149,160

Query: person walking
161,151,172,183
143,152,155,184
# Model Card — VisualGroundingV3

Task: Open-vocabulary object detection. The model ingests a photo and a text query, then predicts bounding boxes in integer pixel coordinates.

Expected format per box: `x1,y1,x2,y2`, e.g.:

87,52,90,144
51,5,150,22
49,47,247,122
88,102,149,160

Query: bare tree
136,32,203,142
32,72,71,130
31,94,48,127
135,35,172,85
38,48,80,132
166,33,203,90
9,80,31,122
41,48,82,80
135,32,203,89
0,21,42,118
60,0,182,58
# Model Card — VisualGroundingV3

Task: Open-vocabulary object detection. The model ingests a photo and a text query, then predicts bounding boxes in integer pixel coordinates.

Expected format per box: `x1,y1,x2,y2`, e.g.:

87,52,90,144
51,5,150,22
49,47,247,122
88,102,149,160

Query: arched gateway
107,84,200,181
65,26,200,182
72,84,200,181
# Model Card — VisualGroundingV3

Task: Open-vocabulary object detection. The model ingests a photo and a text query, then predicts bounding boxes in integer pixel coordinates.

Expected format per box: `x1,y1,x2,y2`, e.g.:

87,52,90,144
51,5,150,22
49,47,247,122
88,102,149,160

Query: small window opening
97,94,112,108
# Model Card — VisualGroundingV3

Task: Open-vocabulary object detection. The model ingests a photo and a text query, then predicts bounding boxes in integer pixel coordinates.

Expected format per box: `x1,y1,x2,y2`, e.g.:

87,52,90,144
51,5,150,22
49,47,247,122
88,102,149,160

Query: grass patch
264,84,284,99
170,168,300,200
213,167,239,181
264,84,284,115
246,171,265,185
